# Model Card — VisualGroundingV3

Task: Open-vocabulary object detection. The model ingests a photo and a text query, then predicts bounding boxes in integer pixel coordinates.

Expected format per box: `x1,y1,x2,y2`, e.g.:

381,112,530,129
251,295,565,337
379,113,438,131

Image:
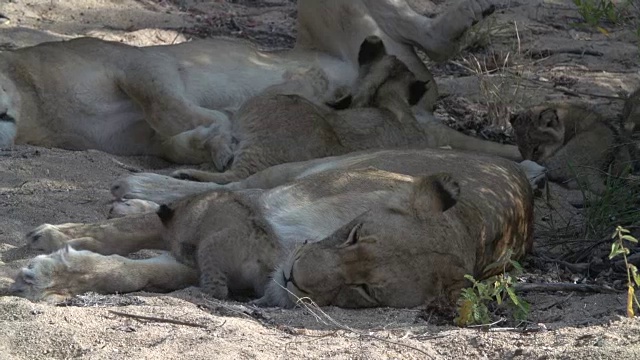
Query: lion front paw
26,224,73,253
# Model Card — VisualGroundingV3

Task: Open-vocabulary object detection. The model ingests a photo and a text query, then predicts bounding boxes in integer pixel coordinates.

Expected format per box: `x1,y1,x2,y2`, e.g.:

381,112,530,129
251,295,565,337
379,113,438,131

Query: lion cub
510,103,635,193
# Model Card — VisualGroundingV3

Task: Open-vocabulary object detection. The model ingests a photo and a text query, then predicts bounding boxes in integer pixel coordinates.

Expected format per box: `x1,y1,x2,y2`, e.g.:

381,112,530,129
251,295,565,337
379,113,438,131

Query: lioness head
510,105,567,162
327,36,430,111
0,71,18,148
267,173,470,308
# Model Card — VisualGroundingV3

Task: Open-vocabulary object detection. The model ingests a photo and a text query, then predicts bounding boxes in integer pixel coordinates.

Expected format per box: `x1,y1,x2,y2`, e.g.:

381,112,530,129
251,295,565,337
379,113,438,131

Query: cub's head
510,105,566,162
326,36,431,111
0,71,19,148
266,173,471,308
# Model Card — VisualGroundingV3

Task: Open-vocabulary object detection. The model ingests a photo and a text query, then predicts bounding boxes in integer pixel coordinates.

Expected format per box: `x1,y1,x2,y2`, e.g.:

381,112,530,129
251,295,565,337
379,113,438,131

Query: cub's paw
199,272,229,300
26,224,73,253
108,199,160,219
207,135,235,173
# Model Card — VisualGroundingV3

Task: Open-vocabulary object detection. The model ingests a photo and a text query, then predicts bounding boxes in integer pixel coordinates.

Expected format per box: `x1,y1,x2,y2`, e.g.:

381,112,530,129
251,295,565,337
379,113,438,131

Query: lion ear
408,80,429,106
509,112,520,125
157,204,174,225
358,35,387,66
538,108,559,129
411,173,460,218
326,93,353,110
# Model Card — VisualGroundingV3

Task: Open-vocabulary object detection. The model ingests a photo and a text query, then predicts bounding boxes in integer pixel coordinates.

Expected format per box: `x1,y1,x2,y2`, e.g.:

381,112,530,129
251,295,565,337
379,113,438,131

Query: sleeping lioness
14,148,533,308
0,0,520,167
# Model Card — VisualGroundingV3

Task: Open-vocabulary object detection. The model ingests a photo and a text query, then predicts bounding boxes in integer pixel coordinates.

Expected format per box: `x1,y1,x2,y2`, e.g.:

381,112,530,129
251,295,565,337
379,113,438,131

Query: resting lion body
13,148,533,308
0,0,520,165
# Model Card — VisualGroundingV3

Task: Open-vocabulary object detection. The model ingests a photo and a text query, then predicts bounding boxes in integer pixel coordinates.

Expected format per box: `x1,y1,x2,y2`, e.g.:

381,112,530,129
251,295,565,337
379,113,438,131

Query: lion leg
111,173,225,204
117,65,231,136
158,123,235,170
26,213,165,255
424,121,522,161
9,247,198,302
361,0,497,62
197,240,229,299
170,169,244,184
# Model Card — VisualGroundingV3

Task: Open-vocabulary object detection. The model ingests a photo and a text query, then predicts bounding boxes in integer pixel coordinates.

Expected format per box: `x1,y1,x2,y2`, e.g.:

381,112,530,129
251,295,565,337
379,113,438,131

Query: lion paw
108,199,160,218
26,224,73,253
207,134,235,172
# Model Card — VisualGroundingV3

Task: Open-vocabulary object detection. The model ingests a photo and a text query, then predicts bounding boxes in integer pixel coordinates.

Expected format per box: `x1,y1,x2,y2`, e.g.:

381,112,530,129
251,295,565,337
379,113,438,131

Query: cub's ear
411,173,460,218
538,108,559,128
408,80,429,106
326,93,353,110
358,35,387,66
157,204,174,225
509,112,520,125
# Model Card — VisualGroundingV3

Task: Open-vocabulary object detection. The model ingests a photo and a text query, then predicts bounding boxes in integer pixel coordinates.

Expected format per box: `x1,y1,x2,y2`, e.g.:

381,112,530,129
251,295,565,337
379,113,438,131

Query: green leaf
621,235,638,243
510,260,524,273
609,242,622,259
630,265,640,287
506,287,520,306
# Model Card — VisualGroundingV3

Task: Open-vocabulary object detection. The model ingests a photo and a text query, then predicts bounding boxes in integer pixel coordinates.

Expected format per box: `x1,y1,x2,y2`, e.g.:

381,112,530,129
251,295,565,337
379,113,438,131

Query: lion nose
0,111,15,123
282,269,302,290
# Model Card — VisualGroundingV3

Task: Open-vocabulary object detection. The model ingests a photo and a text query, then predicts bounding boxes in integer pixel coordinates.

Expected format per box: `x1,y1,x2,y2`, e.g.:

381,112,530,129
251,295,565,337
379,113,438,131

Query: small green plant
455,255,529,327
577,165,640,240
573,0,622,27
572,0,639,37
609,226,640,317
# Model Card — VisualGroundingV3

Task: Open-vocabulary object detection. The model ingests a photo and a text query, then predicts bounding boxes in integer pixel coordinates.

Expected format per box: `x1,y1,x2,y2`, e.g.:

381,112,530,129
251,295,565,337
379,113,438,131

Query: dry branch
108,310,212,329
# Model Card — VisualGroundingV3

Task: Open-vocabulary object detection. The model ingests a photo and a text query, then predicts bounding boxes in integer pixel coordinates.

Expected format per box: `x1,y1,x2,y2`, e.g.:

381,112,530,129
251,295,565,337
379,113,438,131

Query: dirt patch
1,0,640,358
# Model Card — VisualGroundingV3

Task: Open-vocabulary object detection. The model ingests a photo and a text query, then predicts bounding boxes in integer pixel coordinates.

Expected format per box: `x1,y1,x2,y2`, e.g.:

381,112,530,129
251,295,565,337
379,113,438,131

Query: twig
280,284,435,358
527,48,604,59
519,82,625,100
514,283,620,293
484,325,546,333
108,310,212,329
535,254,590,273
466,318,506,328
539,293,575,311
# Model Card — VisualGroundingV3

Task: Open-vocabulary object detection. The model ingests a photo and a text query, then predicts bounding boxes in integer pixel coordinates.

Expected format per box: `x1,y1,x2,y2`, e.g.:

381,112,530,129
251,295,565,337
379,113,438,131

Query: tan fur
9,247,197,303
170,36,520,183
0,0,507,167
14,149,533,308
511,103,635,193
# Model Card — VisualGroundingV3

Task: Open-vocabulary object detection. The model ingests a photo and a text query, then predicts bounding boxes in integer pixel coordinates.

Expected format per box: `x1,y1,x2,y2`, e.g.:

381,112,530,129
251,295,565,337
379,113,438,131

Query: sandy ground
1,0,640,358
